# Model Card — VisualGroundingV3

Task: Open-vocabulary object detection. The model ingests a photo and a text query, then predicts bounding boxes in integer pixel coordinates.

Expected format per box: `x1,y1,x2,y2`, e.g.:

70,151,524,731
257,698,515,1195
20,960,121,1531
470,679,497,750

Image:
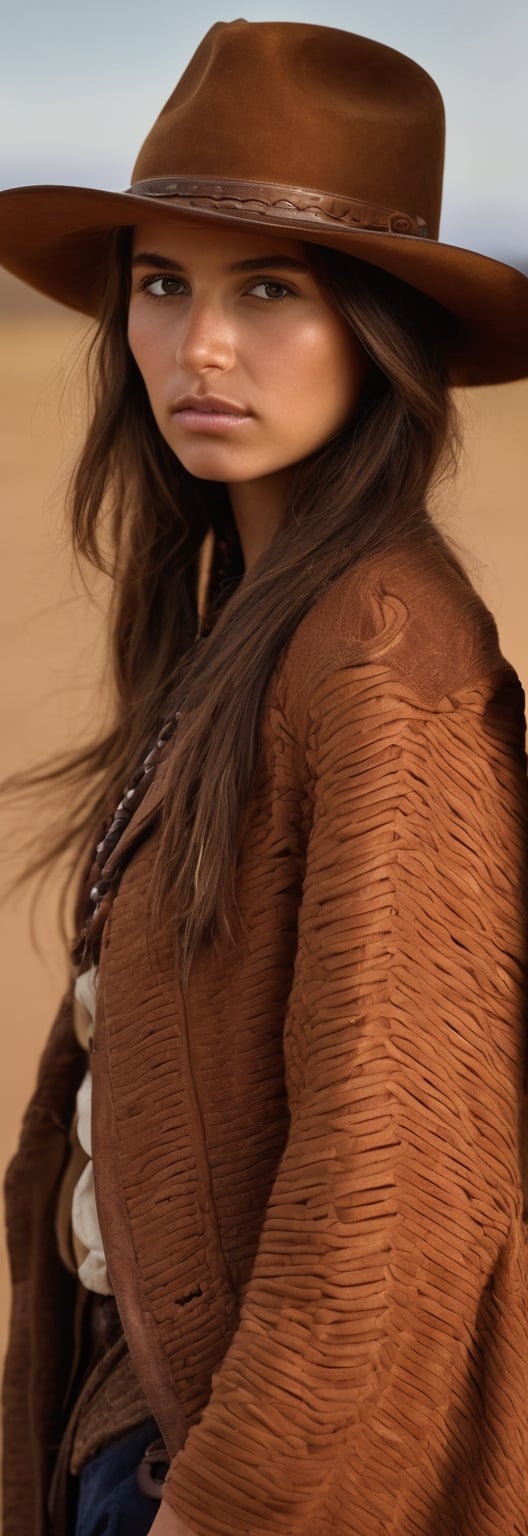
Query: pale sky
1,0,527,269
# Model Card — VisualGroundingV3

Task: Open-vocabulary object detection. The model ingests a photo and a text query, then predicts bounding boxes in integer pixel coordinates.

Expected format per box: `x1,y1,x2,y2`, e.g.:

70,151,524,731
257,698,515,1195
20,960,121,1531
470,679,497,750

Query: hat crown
132,20,445,240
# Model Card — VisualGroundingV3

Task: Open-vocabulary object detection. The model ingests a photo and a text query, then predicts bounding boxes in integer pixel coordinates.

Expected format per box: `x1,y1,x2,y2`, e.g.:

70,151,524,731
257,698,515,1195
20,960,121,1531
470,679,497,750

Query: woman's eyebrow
131,250,309,274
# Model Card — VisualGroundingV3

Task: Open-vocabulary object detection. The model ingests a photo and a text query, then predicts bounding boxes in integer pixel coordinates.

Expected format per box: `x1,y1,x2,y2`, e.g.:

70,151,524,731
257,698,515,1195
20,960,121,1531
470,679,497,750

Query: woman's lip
172,408,253,431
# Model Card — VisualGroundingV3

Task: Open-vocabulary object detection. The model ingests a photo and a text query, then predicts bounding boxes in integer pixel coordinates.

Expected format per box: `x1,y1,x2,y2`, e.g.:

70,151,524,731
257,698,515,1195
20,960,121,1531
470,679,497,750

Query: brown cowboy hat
0,19,526,385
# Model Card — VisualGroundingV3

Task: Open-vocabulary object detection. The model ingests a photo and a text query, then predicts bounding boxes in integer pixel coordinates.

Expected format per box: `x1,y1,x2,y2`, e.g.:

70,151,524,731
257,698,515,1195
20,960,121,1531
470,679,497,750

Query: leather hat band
127,176,429,239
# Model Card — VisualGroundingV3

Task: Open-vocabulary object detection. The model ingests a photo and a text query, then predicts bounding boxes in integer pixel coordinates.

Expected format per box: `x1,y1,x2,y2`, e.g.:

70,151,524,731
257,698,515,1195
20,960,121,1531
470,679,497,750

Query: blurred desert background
1,265,527,1367
0,272,108,1365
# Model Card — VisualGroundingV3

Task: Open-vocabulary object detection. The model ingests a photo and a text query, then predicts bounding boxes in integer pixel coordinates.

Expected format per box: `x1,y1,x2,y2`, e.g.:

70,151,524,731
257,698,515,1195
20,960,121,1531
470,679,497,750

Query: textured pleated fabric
3,538,528,1536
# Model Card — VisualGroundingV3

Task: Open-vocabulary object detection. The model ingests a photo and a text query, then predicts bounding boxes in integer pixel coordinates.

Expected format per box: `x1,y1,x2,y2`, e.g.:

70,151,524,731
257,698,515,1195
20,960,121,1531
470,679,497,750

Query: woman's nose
175,298,234,374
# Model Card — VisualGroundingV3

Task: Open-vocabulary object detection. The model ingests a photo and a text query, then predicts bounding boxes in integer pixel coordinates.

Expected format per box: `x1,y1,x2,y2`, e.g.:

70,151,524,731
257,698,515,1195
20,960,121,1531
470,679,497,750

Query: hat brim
0,182,527,385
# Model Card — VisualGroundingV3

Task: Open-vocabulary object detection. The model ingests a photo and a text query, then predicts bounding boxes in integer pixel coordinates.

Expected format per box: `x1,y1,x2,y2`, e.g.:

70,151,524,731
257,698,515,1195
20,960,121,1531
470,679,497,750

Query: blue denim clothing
74,1419,162,1535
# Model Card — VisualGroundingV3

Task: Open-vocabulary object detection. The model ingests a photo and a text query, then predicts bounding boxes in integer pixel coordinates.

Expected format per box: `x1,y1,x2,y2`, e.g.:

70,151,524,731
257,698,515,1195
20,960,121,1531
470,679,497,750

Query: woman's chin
171,445,265,484
166,438,224,475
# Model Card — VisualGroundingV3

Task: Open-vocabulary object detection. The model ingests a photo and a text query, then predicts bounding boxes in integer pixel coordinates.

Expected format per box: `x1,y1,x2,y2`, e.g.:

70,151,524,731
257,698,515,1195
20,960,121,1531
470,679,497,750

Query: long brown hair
5,232,463,980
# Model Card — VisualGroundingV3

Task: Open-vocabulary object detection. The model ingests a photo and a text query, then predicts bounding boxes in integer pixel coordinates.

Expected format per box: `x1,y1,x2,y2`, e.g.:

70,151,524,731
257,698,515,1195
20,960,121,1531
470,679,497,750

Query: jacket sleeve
2,987,84,1536
162,659,528,1534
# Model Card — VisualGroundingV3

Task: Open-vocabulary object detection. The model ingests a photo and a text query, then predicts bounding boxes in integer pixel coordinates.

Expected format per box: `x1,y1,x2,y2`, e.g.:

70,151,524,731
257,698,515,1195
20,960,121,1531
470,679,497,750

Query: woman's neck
228,468,293,572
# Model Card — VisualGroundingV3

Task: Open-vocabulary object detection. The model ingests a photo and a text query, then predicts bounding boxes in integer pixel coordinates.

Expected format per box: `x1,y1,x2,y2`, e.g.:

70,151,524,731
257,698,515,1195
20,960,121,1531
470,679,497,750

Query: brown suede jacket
3,538,528,1536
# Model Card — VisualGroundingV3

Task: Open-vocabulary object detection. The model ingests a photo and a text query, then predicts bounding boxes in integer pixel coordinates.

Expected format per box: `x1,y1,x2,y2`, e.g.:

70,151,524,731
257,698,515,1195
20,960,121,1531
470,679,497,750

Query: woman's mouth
171,394,253,432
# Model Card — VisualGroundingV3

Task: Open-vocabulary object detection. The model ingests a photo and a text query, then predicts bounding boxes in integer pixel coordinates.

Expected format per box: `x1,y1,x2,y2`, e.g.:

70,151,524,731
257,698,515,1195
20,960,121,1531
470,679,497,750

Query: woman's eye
141,275,186,298
247,280,295,301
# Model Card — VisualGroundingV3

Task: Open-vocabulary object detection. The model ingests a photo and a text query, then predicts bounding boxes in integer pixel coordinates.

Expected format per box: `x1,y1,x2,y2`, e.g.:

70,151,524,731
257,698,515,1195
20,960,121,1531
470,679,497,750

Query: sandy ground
1,271,527,1376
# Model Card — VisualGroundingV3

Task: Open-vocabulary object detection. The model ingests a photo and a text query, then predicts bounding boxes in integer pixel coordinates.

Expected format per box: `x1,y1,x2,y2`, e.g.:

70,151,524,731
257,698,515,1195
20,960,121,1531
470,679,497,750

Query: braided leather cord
71,714,180,968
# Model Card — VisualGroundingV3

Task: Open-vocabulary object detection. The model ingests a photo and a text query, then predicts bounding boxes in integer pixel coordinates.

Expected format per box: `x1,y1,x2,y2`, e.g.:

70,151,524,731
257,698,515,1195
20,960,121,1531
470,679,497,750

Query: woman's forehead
129,216,307,267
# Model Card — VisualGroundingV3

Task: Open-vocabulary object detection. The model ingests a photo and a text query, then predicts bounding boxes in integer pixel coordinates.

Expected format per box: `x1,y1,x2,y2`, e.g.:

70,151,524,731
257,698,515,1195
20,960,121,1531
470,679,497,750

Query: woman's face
127,219,365,487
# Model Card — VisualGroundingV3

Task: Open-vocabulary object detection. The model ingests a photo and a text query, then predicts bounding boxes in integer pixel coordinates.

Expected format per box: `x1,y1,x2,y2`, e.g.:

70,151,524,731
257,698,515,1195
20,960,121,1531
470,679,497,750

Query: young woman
1,20,528,1536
